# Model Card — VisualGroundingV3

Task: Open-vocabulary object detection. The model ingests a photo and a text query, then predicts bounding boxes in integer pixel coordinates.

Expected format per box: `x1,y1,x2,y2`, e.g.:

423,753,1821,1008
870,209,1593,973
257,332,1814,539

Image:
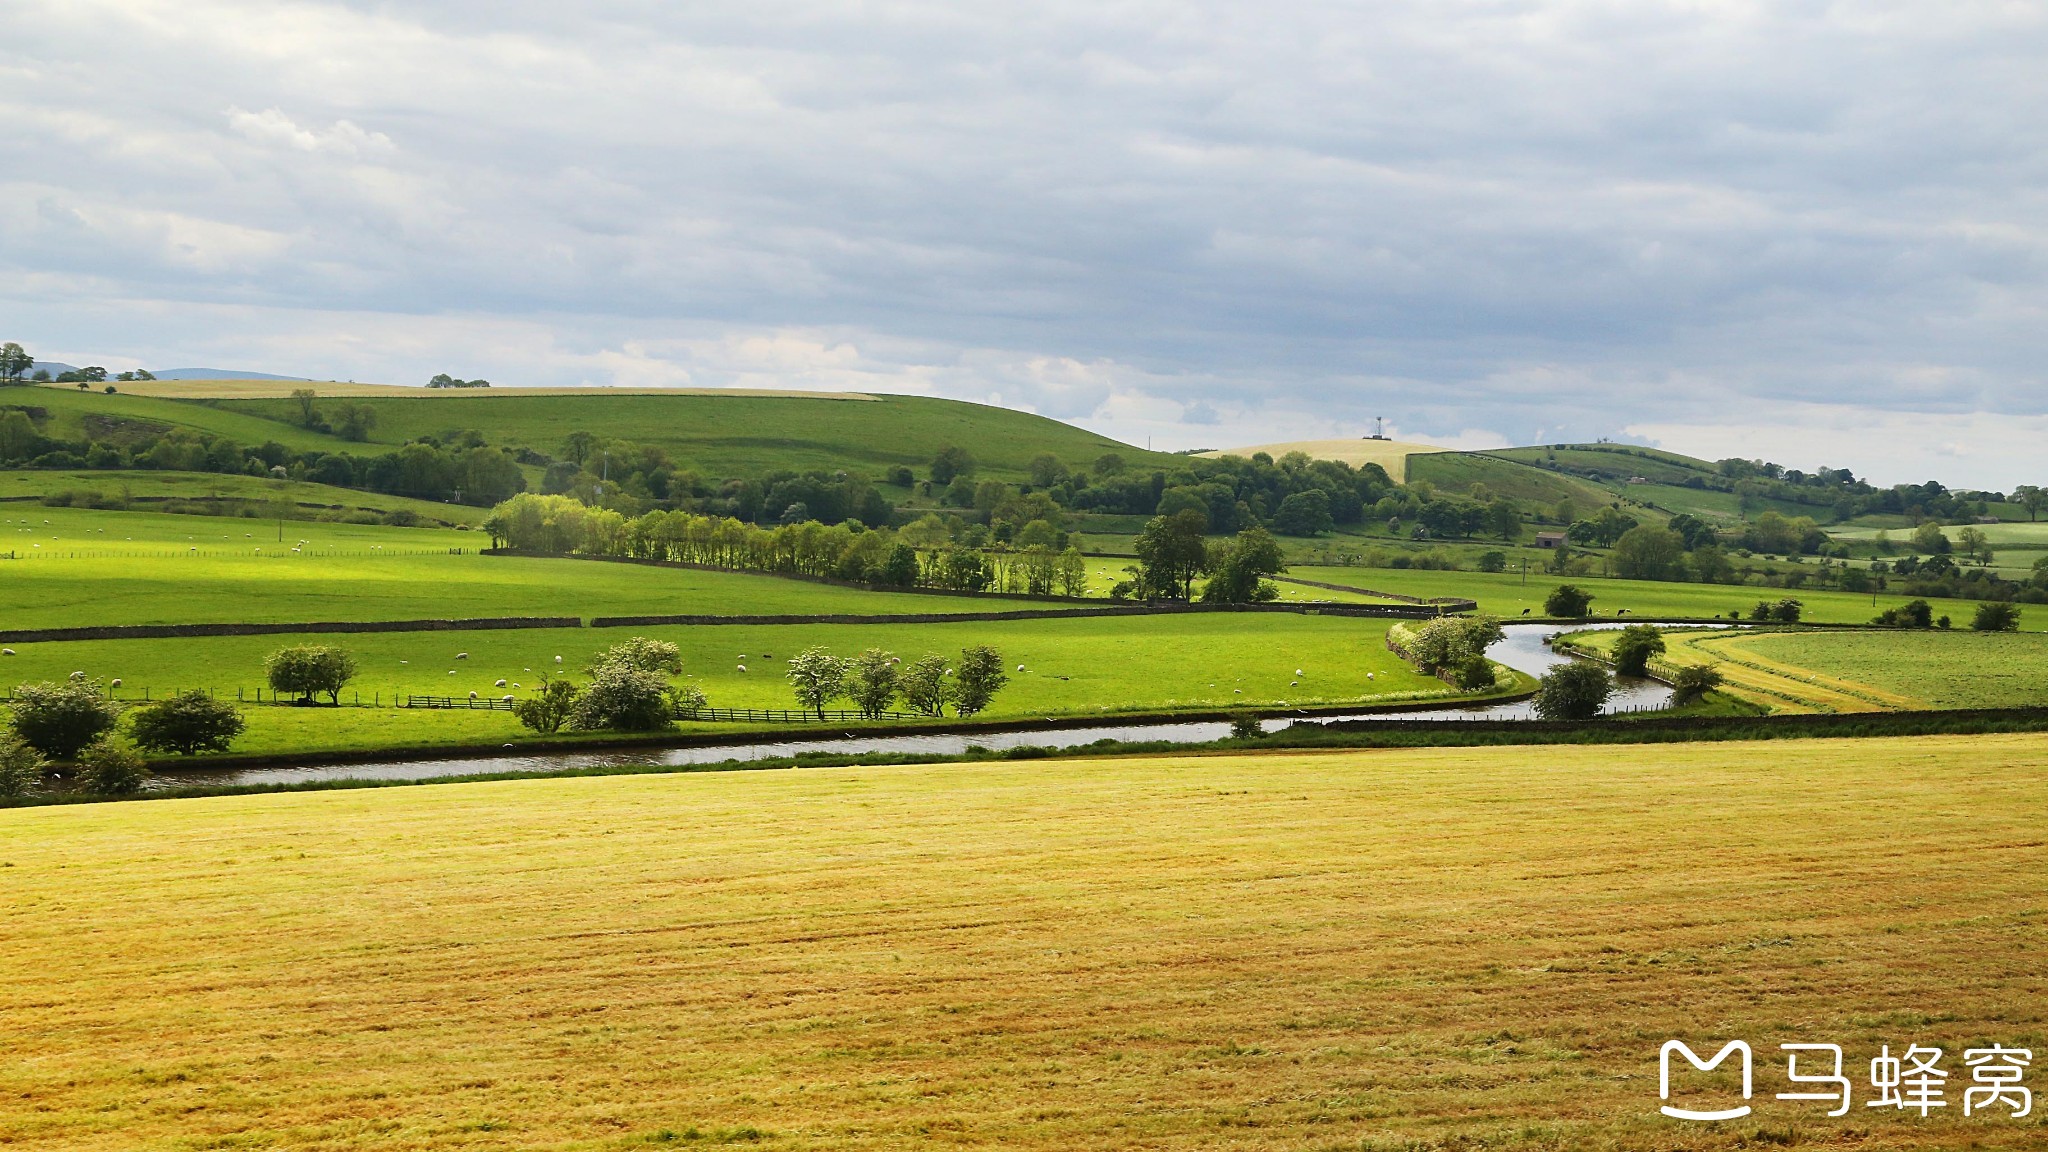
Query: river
119,621,1686,792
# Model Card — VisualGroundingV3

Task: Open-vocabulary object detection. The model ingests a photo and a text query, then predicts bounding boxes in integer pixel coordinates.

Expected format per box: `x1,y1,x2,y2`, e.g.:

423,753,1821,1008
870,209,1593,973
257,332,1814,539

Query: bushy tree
0,735,45,800
899,654,951,716
1972,601,2022,632
930,446,975,485
1405,615,1503,672
265,645,356,705
1611,525,1685,580
848,648,901,719
952,646,1010,717
513,679,581,734
1453,654,1498,691
76,737,147,795
786,647,851,718
9,679,119,758
1271,490,1333,537
569,663,673,731
1544,584,1594,618
1532,663,1612,720
1134,508,1209,600
1477,550,1508,573
127,691,245,755
1874,599,1934,628
1229,714,1264,739
1669,664,1724,705
594,636,683,675
1610,625,1666,677
1200,527,1285,604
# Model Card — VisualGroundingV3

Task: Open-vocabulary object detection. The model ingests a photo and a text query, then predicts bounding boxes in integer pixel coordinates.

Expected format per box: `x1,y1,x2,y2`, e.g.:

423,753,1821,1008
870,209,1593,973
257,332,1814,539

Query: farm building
1534,531,1568,549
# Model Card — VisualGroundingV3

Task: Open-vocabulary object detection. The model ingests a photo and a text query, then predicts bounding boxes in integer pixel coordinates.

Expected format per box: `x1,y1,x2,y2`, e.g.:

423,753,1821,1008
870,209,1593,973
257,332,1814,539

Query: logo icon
1661,1040,1754,1120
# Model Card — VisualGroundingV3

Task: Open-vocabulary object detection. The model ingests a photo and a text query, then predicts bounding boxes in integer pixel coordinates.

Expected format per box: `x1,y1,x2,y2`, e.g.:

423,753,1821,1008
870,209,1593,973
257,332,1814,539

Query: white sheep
502,695,515,703
737,664,747,672
110,679,122,687
495,679,508,687
554,656,563,664
468,690,478,699
1,649,12,656
455,652,469,660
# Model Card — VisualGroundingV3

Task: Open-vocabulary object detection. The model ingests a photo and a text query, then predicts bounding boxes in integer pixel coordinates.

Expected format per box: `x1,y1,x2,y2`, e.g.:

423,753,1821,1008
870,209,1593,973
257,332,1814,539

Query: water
128,622,1692,792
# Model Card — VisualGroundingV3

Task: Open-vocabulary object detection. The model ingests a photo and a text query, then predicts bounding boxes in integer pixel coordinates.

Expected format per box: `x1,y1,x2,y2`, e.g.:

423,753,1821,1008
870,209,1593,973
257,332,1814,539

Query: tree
1666,513,1716,550
1134,508,1209,600
1955,526,1992,564
952,646,1010,717
593,636,683,676
0,735,45,800
76,737,147,795
1485,500,1521,540
1027,453,1068,487
1669,664,1723,705
2016,485,2048,522
1910,521,1951,555
1972,601,2022,632
1404,615,1503,671
1610,525,1685,580
264,644,357,705
9,679,120,758
290,388,322,428
0,409,41,461
1610,625,1665,677
899,654,951,716
1477,550,1507,573
569,662,674,731
1544,584,1594,618
0,342,31,383
1532,663,1612,720
1874,599,1934,628
1453,654,1498,691
332,402,376,442
931,446,976,485
848,648,901,719
127,691,246,755
1271,490,1333,537
1771,598,1803,623
1055,547,1089,598
513,679,580,734
786,647,850,719
1200,527,1285,604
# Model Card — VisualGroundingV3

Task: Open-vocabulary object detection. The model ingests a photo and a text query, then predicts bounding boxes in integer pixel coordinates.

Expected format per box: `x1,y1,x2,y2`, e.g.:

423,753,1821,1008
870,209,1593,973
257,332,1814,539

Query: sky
3,1,2045,489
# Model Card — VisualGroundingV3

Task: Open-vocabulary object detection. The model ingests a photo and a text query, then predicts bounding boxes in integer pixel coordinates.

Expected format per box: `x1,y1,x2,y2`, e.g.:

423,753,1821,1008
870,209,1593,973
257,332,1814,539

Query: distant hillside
1198,437,1440,477
8,382,1174,483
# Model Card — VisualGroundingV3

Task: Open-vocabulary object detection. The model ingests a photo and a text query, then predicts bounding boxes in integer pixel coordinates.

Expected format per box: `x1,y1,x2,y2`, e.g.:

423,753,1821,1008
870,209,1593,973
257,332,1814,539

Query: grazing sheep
554,656,563,664
70,671,85,681
468,691,478,699
456,652,469,660
495,679,508,687
737,664,747,672
1,649,13,656
110,679,122,687
502,695,515,703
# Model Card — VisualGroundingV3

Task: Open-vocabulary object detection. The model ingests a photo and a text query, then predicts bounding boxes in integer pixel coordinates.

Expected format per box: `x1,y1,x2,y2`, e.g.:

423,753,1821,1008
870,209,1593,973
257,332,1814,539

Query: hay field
4,737,2044,1150
1198,437,1438,475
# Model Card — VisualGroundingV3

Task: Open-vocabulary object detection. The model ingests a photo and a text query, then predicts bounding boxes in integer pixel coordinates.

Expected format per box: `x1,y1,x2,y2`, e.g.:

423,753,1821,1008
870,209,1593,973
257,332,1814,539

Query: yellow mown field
3,739,2045,1150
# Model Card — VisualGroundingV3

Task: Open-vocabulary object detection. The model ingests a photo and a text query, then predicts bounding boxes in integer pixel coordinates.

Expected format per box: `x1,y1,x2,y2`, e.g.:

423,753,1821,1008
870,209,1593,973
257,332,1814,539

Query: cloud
0,0,2044,485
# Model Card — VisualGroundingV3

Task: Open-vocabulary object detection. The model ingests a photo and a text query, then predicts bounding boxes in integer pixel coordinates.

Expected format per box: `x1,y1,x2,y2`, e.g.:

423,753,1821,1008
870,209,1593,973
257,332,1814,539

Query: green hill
9,382,1174,483
1402,450,1624,512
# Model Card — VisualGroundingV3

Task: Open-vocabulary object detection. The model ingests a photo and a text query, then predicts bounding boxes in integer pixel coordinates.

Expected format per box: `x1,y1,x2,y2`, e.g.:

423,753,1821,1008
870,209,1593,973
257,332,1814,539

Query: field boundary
1274,575,1478,611
0,617,582,645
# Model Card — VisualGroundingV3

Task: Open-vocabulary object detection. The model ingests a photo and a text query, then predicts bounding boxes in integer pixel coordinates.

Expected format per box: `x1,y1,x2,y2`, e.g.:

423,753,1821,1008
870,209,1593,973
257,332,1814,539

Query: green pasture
1829,520,2048,549
0,506,1083,626
1737,629,2048,710
204,390,1174,482
1286,563,2036,628
0,469,482,525
7,385,352,454
1,613,1460,757
1404,450,1616,509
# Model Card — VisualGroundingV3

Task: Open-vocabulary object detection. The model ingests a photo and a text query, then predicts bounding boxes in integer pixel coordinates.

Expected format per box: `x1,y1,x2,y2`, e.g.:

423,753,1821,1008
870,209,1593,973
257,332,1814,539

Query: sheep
110,679,122,687
554,656,563,664
468,691,478,699
737,664,747,672
502,695,516,703
1,649,12,656
455,652,469,660
495,679,508,687
70,671,85,681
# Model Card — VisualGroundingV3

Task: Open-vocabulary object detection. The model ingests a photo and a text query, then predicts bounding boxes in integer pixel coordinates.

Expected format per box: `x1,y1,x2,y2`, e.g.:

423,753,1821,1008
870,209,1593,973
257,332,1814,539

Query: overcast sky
3,1,2044,488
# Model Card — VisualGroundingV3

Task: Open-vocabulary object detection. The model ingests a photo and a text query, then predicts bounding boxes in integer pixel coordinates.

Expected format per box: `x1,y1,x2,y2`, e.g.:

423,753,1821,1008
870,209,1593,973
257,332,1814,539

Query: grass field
1195,437,1440,475
0,469,484,525
2,614,1454,756
1288,564,2028,629
4,736,2045,1149
1730,629,2048,710
0,506,1093,627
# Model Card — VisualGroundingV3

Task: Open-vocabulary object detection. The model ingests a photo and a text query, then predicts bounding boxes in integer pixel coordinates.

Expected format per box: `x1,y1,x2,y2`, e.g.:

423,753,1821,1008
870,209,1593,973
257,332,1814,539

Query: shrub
1874,599,1933,628
1772,598,1804,623
513,679,580,734
75,737,147,795
1610,625,1666,677
1477,551,1507,573
1453,654,1498,692
264,645,357,705
569,663,673,731
1532,663,1613,721
952,646,1011,717
0,735,45,800
1404,615,1503,671
127,691,246,755
593,636,683,676
1670,664,1724,705
899,654,951,717
1971,601,2022,632
9,679,119,758
848,648,901,720
668,684,708,716
1544,584,1594,618
1229,714,1264,739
